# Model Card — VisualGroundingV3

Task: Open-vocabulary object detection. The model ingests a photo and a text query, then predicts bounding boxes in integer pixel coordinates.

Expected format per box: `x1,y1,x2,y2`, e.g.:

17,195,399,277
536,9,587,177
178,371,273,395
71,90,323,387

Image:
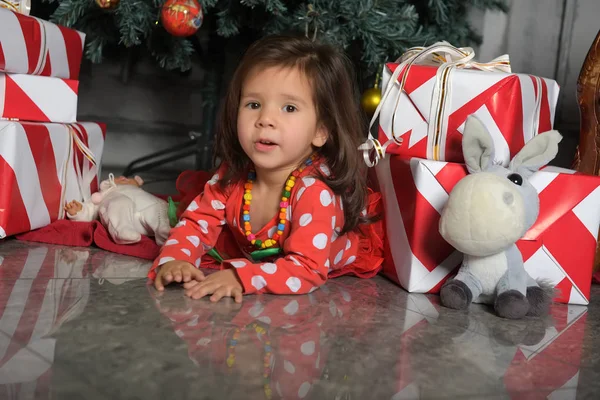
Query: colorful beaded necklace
243,154,317,250
227,322,273,399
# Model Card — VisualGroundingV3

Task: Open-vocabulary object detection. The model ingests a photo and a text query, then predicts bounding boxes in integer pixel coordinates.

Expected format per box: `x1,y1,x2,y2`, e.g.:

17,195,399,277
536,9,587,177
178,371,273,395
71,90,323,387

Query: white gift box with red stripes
0,72,79,123
374,156,600,305
360,43,559,168
0,7,85,80
0,120,105,239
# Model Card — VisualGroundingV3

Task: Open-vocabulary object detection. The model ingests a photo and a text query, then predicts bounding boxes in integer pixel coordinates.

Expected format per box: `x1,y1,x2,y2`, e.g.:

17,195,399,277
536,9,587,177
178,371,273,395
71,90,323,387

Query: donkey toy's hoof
440,279,472,310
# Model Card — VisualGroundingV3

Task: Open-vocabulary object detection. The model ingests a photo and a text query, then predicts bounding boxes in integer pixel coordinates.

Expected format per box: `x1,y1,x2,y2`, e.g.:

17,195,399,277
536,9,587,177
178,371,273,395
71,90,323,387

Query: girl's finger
231,288,243,303
183,280,199,289
210,287,229,303
182,269,192,282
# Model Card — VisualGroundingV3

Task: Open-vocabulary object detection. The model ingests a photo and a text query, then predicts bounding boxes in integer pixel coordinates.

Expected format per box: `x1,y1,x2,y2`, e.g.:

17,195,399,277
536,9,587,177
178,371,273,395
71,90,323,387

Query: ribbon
358,41,511,167
58,124,98,219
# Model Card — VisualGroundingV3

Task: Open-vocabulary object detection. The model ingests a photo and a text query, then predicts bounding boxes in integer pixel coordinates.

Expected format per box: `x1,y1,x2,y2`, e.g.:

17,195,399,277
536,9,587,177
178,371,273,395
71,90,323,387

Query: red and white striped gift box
360,42,559,167
392,294,587,399
0,245,90,397
0,7,85,80
0,72,79,123
374,156,600,305
0,120,105,239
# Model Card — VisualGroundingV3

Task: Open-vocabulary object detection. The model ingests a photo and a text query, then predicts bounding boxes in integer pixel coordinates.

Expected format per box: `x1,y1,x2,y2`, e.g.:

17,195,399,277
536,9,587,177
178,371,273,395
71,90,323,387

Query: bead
248,234,255,240
280,219,285,224
272,233,280,240
280,201,288,208
243,204,250,211
245,230,251,235
244,183,252,189
251,239,256,244
285,186,291,192
277,223,285,231
265,345,272,352
261,243,266,249
281,196,288,202
289,175,296,181
283,190,291,197
277,230,283,235
244,193,252,201
286,179,295,187
255,239,262,246
243,215,250,222
276,212,284,220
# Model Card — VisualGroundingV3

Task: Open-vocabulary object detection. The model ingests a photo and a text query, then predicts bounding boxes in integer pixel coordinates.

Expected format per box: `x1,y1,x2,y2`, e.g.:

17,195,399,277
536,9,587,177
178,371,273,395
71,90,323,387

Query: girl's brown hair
213,34,369,234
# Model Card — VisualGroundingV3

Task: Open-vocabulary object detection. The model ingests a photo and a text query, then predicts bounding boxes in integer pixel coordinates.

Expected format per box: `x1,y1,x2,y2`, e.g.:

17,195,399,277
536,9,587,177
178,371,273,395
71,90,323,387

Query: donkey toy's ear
509,130,562,178
462,115,495,174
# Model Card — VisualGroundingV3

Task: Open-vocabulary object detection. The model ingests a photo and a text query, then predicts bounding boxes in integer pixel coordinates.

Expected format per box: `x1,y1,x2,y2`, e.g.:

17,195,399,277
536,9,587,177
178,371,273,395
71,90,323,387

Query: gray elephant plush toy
439,115,562,319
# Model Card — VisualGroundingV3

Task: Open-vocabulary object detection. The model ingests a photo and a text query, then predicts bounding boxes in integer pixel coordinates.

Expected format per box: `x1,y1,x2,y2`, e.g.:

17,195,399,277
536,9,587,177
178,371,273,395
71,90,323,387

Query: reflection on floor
0,239,598,399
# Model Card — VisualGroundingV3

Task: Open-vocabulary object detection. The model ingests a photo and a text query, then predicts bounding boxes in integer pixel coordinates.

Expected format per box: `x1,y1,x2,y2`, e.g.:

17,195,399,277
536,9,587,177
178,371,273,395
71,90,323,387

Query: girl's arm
224,181,338,295
148,165,230,280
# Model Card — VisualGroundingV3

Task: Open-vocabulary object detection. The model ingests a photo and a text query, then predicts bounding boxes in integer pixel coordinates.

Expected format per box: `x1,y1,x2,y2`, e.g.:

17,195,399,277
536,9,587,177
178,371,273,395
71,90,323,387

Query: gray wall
79,0,600,173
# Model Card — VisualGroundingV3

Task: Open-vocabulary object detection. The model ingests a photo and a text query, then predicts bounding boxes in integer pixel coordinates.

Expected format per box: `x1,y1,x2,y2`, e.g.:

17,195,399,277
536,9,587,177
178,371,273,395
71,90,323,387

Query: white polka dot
296,187,306,201
286,277,302,293
175,330,184,337
233,217,237,227
287,205,292,221
316,352,320,368
331,230,338,243
186,201,199,212
299,213,312,226
329,300,337,316
186,236,200,247
211,199,225,210
276,382,283,397
298,382,311,398
339,198,344,210
283,300,299,315
181,248,191,257
230,260,246,268
195,258,201,267
289,255,302,266
251,276,267,291
282,323,295,329
202,243,212,251
324,259,330,269
320,190,332,206
334,250,344,265
284,360,296,374
165,239,179,246
361,208,367,216
332,196,336,207
198,220,209,234
197,338,211,346
258,316,271,324
331,216,336,229
261,263,277,274
319,164,331,176
268,226,277,238
346,239,351,250
309,286,318,293
312,233,328,249
187,315,199,326
158,257,175,265
249,301,264,317
300,341,315,355
344,255,356,266
219,219,226,226
175,220,186,228
341,290,351,302
208,173,219,185
302,176,316,187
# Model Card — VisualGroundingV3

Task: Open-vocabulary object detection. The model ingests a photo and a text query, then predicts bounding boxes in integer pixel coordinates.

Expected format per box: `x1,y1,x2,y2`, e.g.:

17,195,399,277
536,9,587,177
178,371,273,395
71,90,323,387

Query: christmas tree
47,0,508,77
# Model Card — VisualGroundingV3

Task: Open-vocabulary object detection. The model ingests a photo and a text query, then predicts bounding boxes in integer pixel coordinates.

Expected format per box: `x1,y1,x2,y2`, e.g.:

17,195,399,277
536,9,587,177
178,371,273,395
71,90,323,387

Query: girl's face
237,66,327,175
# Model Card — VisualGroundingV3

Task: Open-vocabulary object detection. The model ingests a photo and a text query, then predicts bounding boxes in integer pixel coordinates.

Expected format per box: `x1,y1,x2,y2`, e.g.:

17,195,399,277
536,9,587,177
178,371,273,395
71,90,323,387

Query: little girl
150,34,384,302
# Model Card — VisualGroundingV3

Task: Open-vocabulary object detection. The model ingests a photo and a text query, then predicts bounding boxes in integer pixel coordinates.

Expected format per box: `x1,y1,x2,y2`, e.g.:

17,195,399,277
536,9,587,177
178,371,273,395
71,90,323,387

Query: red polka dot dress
149,160,384,295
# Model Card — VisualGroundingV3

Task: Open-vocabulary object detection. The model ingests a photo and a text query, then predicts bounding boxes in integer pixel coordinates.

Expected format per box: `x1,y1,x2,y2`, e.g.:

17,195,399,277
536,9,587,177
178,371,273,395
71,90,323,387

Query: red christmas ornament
161,0,203,37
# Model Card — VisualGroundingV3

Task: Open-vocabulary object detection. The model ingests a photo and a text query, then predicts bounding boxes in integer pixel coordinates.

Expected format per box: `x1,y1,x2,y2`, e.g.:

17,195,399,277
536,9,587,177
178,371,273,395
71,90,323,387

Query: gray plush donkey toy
439,115,562,319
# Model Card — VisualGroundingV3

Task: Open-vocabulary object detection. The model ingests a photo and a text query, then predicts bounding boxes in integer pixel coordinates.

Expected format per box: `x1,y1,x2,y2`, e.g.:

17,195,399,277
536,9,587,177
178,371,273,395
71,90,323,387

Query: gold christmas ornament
95,0,119,9
0,0,31,14
361,70,382,117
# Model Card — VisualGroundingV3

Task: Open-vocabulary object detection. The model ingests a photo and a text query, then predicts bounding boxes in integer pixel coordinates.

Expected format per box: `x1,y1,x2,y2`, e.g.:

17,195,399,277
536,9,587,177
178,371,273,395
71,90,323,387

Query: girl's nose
256,110,276,128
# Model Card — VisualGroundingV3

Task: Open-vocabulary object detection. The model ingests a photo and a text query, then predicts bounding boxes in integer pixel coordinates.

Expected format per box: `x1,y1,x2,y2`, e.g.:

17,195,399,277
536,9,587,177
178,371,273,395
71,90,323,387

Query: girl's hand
64,200,83,216
183,269,244,303
154,260,206,291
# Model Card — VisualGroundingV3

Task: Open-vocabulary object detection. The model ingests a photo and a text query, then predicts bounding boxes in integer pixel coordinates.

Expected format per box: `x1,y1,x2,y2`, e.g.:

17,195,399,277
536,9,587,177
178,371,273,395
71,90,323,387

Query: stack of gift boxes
0,8,105,239
367,43,600,305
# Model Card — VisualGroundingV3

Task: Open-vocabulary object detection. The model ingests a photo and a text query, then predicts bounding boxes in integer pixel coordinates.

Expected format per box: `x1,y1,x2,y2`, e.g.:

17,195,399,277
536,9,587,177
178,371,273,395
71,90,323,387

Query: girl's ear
312,124,328,148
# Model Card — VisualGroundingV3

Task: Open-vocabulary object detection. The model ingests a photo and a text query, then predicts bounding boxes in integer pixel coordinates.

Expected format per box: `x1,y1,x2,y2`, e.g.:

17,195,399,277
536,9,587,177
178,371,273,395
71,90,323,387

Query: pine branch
147,28,194,71
114,0,155,47
50,0,94,28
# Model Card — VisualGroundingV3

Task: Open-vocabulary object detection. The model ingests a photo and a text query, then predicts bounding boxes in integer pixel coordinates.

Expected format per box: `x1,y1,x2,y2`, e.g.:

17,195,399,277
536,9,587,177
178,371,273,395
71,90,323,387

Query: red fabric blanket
16,220,160,260
594,271,600,284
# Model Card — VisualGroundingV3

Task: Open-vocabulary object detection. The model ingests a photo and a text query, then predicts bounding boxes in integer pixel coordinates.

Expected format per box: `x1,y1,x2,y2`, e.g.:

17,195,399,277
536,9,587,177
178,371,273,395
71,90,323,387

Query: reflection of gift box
0,72,79,123
393,294,587,398
362,43,559,167
375,156,600,304
0,120,105,238
0,8,85,79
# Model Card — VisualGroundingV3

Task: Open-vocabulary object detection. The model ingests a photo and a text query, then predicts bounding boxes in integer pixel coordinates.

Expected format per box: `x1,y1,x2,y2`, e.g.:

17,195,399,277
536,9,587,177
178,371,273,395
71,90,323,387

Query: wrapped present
0,71,78,123
359,42,559,167
0,7,85,79
0,120,105,239
374,156,600,304
392,294,587,398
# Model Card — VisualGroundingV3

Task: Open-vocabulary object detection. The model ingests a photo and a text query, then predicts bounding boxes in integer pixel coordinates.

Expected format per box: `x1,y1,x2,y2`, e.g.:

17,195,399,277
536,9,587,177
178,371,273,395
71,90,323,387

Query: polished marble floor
0,239,598,400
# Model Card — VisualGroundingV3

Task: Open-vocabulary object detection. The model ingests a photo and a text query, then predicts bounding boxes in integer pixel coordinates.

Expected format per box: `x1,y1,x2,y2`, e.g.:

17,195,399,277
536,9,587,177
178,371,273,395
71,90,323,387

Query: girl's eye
246,102,260,110
284,105,297,113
